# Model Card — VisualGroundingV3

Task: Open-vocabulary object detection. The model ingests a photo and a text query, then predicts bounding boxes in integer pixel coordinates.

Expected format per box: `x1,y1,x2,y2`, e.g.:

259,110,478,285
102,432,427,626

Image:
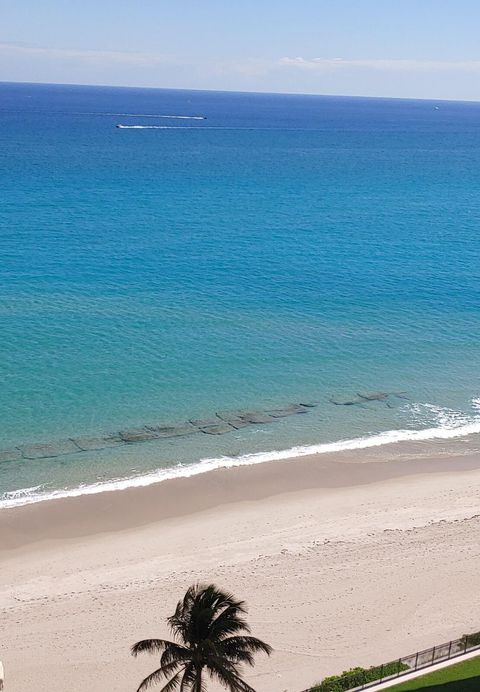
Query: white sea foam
2,401,480,509
115,125,214,129
116,125,171,129
80,113,206,119
2,484,44,500
115,125,265,130
157,115,205,120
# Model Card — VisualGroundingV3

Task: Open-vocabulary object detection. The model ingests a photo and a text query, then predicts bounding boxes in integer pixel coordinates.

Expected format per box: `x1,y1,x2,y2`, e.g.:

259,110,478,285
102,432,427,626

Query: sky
1,0,480,100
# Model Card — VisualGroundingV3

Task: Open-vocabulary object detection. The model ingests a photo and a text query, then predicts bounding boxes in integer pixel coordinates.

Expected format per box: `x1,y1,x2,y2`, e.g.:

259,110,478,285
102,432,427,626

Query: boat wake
115,124,216,129
116,124,172,129
80,112,206,119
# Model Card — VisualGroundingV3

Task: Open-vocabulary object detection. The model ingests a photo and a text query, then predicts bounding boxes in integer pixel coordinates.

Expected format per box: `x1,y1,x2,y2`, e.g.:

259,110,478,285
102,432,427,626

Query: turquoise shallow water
1,83,480,505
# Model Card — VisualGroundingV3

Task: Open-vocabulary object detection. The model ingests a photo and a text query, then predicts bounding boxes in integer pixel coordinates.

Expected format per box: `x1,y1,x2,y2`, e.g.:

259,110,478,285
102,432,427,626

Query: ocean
1,81,479,507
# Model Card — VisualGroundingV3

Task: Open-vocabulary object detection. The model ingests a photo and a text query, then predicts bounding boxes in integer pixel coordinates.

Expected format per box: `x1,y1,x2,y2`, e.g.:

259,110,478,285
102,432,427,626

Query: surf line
3,414,480,509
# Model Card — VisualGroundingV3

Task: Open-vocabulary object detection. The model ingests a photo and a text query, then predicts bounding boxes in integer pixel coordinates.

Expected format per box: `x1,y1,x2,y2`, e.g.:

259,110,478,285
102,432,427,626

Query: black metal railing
307,631,480,692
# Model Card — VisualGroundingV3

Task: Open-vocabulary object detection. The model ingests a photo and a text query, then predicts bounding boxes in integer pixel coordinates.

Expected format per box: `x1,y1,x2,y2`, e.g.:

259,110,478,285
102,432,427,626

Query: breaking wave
2,485,44,501
2,400,480,510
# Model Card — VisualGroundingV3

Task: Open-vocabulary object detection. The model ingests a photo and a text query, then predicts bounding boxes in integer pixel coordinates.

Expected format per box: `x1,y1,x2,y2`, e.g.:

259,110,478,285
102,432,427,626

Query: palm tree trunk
193,666,203,692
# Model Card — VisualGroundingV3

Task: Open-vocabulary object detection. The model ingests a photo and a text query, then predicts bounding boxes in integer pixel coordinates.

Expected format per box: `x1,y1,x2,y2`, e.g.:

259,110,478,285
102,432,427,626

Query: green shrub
310,660,410,692
461,631,480,648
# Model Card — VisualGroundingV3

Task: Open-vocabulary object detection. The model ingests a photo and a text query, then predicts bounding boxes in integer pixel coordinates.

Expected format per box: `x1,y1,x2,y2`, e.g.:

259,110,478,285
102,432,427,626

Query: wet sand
1,438,480,691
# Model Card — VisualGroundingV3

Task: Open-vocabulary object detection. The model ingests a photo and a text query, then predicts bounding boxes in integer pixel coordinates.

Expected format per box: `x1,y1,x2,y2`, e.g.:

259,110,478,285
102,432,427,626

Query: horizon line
1,78,479,106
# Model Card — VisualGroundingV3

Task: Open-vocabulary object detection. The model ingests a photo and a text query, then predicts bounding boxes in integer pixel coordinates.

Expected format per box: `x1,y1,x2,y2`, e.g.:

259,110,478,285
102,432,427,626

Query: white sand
1,444,480,691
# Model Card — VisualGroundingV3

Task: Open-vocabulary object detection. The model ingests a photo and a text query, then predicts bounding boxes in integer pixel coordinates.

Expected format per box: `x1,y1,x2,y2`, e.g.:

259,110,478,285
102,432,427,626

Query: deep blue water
1,82,480,505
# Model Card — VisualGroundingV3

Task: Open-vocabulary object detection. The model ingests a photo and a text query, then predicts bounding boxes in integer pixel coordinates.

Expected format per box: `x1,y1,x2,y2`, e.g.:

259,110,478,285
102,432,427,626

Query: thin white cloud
279,57,480,73
3,42,480,99
0,42,174,67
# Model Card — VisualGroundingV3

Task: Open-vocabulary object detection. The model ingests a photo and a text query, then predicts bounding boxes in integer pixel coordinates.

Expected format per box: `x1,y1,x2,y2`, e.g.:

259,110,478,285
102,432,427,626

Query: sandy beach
2,438,480,691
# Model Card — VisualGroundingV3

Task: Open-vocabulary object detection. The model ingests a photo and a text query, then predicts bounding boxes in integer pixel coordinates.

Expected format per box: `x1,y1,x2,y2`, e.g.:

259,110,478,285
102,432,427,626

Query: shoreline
3,435,480,550
2,421,480,512
1,441,480,691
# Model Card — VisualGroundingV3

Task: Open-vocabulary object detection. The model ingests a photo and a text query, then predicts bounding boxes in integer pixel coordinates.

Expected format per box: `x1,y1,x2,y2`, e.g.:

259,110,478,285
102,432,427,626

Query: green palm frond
136,662,184,692
160,643,192,668
156,670,184,692
132,639,177,657
179,662,197,692
208,661,256,692
218,635,273,658
132,584,271,692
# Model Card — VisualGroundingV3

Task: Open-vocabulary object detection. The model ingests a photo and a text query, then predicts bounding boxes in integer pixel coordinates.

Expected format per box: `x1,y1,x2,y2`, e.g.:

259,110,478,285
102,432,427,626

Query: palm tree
131,583,272,692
